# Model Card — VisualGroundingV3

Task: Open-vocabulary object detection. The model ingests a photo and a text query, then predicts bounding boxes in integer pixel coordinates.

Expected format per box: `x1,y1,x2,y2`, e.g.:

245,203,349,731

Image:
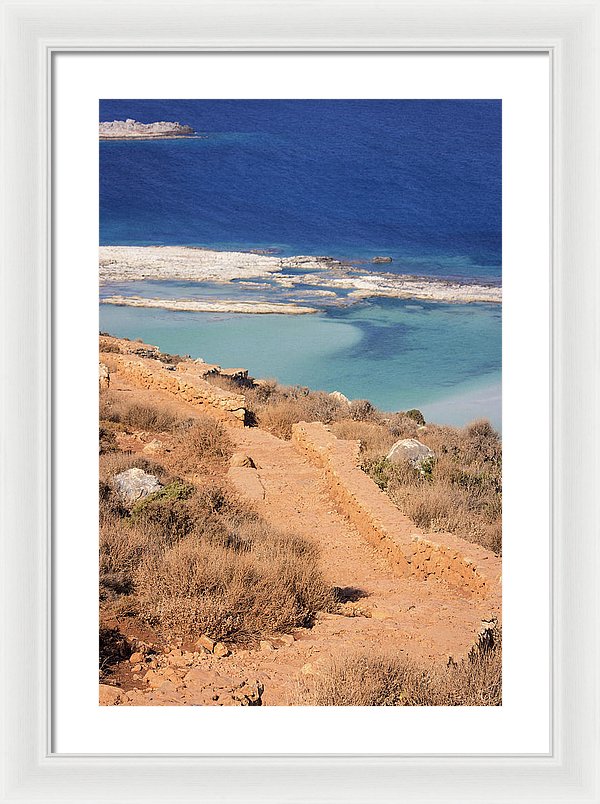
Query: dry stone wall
100,348,246,427
292,421,501,604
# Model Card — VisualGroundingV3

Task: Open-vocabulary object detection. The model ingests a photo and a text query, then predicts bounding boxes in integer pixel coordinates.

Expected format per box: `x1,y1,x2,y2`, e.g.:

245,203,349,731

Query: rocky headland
99,119,195,140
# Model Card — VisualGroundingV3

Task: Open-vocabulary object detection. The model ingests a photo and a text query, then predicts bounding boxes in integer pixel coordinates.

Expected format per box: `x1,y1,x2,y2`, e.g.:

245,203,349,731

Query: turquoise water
99,297,501,429
100,100,502,429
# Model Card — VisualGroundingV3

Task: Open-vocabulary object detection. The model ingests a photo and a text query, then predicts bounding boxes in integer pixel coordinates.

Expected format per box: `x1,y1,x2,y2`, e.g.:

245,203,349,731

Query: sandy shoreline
99,245,502,306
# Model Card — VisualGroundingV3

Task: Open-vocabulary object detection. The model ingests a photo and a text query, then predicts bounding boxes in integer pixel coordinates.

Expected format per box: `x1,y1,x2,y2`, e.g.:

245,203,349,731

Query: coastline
99,245,502,307
100,134,202,141
100,295,319,315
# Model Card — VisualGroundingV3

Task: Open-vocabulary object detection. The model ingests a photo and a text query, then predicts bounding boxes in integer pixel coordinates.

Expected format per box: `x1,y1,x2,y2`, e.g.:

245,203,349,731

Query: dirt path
222,425,496,704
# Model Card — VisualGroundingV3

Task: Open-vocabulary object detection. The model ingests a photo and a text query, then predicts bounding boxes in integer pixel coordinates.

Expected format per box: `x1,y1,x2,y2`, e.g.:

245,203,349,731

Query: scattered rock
143,669,164,688
113,468,162,503
372,256,393,263
213,642,231,658
183,667,216,687
329,390,350,405
195,634,216,653
129,651,144,664
232,681,264,706
230,452,256,468
386,438,435,470
279,634,295,647
142,438,163,455
99,684,122,705
260,640,275,652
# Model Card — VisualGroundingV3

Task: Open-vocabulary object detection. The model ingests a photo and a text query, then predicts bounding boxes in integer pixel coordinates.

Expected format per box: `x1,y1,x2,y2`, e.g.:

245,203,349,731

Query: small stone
129,651,144,664
99,684,122,705
142,438,163,455
131,663,142,673
183,667,215,687
279,634,295,647
213,642,231,658
230,452,256,468
260,640,275,652
195,634,216,653
143,669,164,688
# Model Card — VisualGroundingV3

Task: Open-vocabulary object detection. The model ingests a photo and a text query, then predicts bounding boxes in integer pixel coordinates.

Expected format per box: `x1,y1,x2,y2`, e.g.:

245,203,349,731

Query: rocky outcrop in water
99,119,195,139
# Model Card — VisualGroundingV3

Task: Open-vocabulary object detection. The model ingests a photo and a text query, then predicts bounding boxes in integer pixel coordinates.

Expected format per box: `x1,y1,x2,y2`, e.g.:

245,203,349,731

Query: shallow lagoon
100,296,501,429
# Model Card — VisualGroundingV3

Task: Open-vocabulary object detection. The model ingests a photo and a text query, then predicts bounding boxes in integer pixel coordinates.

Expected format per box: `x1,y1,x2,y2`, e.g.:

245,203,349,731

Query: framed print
1,1,599,802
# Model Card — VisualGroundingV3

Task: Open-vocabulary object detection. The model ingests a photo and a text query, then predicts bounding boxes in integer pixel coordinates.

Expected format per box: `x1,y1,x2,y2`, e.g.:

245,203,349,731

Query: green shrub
404,408,426,425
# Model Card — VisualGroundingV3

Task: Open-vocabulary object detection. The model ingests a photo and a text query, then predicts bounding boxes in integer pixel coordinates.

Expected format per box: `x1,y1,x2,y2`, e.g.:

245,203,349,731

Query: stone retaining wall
292,421,501,603
101,352,246,427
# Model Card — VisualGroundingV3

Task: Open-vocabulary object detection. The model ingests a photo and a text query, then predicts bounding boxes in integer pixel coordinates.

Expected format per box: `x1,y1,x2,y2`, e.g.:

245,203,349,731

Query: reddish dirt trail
223,425,497,703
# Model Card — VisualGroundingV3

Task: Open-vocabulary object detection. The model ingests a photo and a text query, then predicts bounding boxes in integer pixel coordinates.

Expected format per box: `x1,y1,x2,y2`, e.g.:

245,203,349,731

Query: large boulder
113,467,162,503
386,438,434,469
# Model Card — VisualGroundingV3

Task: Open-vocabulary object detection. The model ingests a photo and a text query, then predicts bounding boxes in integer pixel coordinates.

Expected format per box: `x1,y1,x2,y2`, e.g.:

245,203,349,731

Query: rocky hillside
99,335,501,707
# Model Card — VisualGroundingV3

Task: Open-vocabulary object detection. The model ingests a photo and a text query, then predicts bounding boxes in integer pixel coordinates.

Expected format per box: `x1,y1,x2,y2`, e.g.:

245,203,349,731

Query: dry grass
169,417,233,474
100,393,183,432
99,452,170,484
205,375,348,439
331,420,397,463
135,521,334,642
362,419,502,554
298,628,501,706
100,461,334,643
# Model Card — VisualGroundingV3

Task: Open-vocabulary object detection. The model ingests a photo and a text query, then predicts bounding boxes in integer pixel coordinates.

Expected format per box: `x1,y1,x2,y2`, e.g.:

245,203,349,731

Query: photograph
98,99,502,707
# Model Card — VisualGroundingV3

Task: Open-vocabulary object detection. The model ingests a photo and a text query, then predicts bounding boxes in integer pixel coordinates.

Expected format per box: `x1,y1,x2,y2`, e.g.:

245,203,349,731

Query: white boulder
386,438,434,469
113,468,162,503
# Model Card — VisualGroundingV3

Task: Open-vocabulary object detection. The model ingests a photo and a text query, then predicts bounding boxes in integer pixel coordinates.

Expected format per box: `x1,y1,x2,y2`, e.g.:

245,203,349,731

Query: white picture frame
1,0,598,801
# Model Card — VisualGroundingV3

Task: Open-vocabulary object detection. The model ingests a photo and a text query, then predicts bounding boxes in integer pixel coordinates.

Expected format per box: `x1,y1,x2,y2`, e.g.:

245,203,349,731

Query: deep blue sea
99,100,502,427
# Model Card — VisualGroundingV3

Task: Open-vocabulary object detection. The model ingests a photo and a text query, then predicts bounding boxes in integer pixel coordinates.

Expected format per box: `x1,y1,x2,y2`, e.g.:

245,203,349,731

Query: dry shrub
254,391,347,438
100,467,334,642
135,523,334,643
99,424,118,454
99,451,169,484
348,399,376,421
362,418,502,554
99,627,131,678
253,391,346,439
331,420,396,463
100,395,181,432
299,628,501,706
170,417,232,474
205,374,349,439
